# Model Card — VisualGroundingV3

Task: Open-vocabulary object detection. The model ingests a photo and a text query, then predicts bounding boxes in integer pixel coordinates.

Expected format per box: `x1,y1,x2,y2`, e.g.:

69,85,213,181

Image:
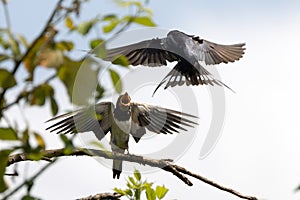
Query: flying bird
46,92,198,179
105,30,246,95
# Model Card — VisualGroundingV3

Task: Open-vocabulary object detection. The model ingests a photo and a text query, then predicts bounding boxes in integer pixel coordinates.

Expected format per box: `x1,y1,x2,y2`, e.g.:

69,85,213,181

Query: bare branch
1,0,12,30
2,159,58,200
77,192,122,200
7,148,258,200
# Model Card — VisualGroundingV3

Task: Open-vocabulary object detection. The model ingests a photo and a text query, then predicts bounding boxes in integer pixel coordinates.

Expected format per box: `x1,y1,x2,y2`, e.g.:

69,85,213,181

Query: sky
2,0,300,200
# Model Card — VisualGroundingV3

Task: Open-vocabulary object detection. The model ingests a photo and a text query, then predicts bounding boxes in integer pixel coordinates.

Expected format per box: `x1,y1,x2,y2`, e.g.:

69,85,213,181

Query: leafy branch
0,0,64,107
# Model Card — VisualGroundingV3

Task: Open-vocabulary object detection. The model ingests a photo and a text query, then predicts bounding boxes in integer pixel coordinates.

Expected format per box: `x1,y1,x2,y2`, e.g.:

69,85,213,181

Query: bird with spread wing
46,92,198,179
105,30,246,95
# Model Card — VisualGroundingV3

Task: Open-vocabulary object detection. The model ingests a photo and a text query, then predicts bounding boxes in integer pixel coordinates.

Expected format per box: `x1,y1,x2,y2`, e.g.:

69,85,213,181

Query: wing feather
130,102,198,139
106,38,178,67
191,36,246,65
46,102,114,141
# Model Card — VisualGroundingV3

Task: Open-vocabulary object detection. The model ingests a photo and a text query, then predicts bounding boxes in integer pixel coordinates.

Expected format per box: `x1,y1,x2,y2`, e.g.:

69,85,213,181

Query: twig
7,148,258,200
173,165,258,200
1,0,12,29
4,172,18,177
1,73,57,111
2,159,57,200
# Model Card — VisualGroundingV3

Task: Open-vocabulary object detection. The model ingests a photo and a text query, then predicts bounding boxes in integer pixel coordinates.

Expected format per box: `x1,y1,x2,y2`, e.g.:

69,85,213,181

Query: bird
105,30,246,95
46,92,198,179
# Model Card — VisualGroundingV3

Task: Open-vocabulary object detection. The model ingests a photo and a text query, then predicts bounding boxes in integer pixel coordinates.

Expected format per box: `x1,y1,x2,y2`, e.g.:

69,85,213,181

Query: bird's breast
114,117,132,134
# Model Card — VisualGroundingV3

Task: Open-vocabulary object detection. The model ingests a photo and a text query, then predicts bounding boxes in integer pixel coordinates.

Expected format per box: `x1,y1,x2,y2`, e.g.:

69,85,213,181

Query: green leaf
60,134,70,145
0,68,16,89
102,20,119,33
93,43,107,59
0,54,10,62
27,152,43,161
131,16,156,27
8,35,21,57
21,129,30,151
77,20,96,35
95,84,104,101
33,132,46,150
58,56,98,105
102,14,117,21
146,187,156,200
124,188,133,196
128,176,137,185
90,141,105,150
17,34,29,48
65,16,74,29
119,1,142,8
56,41,74,51
0,128,18,140
112,55,129,67
50,96,58,116
90,38,104,49
109,69,122,94
23,35,47,78
155,185,168,199
114,188,128,195
30,86,47,106
57,57,81,101
0,150,13,192
133,169,141,181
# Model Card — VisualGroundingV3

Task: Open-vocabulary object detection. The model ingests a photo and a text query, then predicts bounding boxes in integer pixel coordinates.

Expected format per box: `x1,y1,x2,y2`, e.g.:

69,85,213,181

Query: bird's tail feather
113,159,123,179
152,60,235,96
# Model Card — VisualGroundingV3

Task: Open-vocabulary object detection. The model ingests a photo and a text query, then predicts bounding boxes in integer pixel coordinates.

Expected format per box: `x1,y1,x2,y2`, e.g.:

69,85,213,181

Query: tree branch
7,148,258,200
77,192,122,200
2,159,57,200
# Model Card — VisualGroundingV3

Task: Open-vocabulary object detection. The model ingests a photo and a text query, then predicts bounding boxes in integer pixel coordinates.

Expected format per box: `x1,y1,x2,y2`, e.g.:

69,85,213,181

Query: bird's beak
120,92,131,106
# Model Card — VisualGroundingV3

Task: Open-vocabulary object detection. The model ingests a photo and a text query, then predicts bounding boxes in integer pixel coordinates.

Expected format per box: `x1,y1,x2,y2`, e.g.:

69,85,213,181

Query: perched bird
106,30,246,95
46,92,198,179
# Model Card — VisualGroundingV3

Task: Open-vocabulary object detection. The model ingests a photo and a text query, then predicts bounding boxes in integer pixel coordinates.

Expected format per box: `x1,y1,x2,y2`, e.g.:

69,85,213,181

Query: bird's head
117,92,131,111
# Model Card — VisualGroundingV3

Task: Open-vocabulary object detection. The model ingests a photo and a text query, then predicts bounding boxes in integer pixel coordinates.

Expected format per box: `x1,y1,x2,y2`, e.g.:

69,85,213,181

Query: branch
7,148,258,200
77,192,122,200
1,73,56,111
2,159,57,200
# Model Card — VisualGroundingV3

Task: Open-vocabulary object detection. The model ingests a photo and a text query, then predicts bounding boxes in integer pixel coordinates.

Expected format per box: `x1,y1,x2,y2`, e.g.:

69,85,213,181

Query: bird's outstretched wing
46,102,114,141
106,38,178,67
130,102,198,142
190,35,246,65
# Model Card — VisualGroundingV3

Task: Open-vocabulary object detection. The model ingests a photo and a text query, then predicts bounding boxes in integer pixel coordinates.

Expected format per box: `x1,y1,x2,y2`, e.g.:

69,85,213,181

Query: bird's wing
191,35,246,65
106,38,178,67
130,102,198,142
46,102,114,141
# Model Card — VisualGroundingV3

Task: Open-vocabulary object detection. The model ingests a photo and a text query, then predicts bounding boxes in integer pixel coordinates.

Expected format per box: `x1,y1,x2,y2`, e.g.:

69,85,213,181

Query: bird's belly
111,119,131,151
114,118,132,134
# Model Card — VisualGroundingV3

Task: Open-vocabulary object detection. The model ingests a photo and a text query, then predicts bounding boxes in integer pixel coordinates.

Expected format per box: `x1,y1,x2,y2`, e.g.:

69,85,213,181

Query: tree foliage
114,169,169,200
0,0,155,198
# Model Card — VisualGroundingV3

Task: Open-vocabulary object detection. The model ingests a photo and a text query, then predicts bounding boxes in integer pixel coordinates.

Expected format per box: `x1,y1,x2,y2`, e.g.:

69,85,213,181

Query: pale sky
2,0,300,200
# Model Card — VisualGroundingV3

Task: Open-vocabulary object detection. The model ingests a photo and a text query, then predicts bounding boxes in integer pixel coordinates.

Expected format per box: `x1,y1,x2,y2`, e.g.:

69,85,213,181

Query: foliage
114,169,169,200
0,0,155,198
